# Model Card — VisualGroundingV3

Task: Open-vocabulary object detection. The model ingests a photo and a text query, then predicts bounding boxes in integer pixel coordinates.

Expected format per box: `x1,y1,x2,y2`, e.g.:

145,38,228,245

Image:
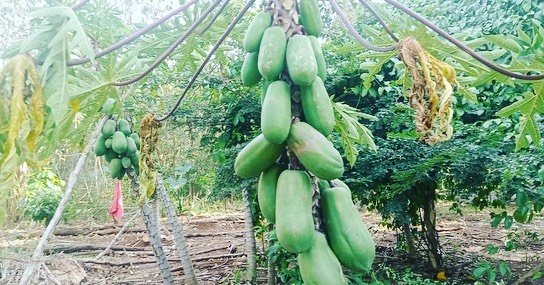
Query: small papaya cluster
94,100,141,179
235,0,375,284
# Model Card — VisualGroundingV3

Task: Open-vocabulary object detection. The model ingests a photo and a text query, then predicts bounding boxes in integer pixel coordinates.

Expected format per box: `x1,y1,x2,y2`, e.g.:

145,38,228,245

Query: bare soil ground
1,206,543,285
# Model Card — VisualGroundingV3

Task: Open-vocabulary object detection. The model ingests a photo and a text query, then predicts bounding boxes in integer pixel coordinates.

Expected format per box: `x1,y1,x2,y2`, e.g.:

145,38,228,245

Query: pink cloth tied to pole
109,179,124,223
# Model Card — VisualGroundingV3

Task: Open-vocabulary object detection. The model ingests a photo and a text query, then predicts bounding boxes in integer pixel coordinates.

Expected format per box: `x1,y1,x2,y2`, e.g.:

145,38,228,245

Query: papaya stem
269,0,303,37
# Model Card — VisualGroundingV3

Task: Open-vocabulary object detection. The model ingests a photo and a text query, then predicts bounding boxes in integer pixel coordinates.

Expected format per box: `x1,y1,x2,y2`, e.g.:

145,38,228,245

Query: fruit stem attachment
311,176,324,233
287,150,302,170
267,0,304,37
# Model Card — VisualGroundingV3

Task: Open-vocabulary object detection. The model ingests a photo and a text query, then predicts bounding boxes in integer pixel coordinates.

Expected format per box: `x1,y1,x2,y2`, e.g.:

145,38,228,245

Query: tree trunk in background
128,171,175,285
18,116,108,285
267,224,276,285
243,187,257,284
402,220,416,254
157,177,198,285
422,188,442,270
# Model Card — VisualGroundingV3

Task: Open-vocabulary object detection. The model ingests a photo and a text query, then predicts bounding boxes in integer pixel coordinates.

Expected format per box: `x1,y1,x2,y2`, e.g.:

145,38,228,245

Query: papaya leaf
484,35,523,53
359,51,397,91
20,5,95,123
332,99,377,166
0,55,45,197
496,82,544,150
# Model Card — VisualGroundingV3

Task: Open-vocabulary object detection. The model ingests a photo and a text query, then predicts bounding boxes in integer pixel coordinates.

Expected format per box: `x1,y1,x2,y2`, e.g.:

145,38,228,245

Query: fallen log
79,253,245,267
45,245,148,255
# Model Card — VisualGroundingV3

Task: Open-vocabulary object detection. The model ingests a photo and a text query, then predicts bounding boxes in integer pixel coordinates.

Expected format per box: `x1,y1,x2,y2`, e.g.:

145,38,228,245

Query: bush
19,169,65,225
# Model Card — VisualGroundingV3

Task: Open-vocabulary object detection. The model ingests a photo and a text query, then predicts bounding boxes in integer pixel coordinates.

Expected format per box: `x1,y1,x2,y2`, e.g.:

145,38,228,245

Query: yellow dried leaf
398,37,456,145
138,113,161,203
0,54,45,193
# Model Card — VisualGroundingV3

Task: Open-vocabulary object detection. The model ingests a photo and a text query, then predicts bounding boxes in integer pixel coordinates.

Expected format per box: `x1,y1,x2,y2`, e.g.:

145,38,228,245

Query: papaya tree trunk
421,187,442,270
128,171,175,285
18,116,108,285
243,186,257,284
157,177,198,285
311,178,324,232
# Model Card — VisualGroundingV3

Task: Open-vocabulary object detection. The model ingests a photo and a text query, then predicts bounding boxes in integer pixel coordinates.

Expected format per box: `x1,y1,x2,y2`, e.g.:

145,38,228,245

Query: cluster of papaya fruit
94,99,141,179
235,0,375,283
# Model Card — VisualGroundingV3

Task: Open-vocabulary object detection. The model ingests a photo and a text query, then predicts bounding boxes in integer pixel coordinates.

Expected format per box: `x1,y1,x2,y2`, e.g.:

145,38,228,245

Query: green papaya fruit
104,150,117,163
276,170,315,253
318,179,330,191
117,119,131,136
299,0,323,36
298,232,347,285
286,35,317,86
122,157,132,168
258,164,283,223
117,167,126,179
243,11,272,52
112,131,128,154
110,158,122,179
130,151,140,168
258,26,287,80
287,122,343,179
321,186,375,273
308,36,326,80
234,134,284,178
126,137,138,155
105,138,112,149
241,52,262,86
101,98,115,115
130,133,140,149
331,179,349,191
261,80,292,144
318,179,350,198
102,119,117,138
94,134,107,156
261,79,270,105
300,77,334,136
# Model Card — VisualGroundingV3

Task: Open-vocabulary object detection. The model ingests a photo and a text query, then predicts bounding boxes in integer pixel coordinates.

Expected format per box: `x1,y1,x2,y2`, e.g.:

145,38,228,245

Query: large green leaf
484,35,523,53
332,99,377,166
23,5,95,123
496,82,544,149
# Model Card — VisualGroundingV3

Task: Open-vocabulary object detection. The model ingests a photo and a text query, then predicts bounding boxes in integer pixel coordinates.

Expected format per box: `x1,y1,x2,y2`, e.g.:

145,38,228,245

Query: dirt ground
1,206,543,285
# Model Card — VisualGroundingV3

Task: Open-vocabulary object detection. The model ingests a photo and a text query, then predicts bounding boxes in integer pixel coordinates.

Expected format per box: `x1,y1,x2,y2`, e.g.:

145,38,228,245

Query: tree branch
196,0,230,34
66,0,198,66
154,0,257,122
358,0,399,42
70,0,90,11
111,0,223,86
94,213,139,260
329,0,397,52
